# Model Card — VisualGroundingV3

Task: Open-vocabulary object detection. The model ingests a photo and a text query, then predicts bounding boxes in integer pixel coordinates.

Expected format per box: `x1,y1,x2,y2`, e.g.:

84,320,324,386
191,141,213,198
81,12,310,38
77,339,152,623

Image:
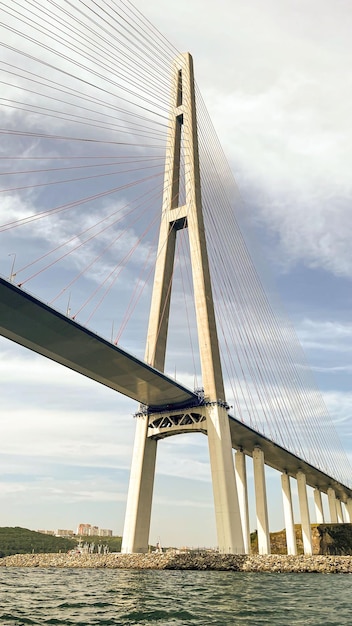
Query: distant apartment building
56,529,74,538
77,523,91,536
77,523,112,537
98,528,113,537
38,525,113,538
38,529,74,537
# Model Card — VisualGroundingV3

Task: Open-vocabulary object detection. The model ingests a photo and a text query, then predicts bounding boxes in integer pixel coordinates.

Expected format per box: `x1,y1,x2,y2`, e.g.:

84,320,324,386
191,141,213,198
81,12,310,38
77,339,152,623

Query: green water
0,568,350,625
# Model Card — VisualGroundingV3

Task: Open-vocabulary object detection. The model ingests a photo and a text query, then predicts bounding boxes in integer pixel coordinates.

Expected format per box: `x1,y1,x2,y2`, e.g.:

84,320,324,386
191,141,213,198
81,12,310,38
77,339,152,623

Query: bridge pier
235,450,250,553
297,471,312,555
346,498,352,523
336,498,344,523
253,447,270,555
327,487,338,523
281,472,297,555
121,416,157,553
313,488,325,523
207,405,244,554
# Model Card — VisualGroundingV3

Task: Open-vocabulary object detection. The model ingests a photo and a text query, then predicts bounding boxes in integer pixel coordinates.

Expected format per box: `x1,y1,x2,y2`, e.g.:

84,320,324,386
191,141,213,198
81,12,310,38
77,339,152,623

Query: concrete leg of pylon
235,450,250,553
206,404,244,554
345,498,352,523
335,498,344,523
327,487,338,523
121,415,157,553
253,447,270,555
296,471,312,555
313,488,325,524
281,472,297,555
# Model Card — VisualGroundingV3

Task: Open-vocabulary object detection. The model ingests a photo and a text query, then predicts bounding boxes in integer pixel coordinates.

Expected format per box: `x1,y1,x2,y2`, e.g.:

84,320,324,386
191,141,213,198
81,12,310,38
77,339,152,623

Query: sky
0,0,351,548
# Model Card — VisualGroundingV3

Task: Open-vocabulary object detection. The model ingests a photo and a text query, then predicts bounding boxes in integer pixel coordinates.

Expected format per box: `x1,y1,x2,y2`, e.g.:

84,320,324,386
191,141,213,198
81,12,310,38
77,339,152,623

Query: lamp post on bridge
8,253,16,282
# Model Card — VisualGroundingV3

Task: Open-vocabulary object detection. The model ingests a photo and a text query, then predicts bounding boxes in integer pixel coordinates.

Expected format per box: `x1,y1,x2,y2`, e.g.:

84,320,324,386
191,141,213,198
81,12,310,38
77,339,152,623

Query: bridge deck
1,277,351,501
227,415,352,502
0,278,197,410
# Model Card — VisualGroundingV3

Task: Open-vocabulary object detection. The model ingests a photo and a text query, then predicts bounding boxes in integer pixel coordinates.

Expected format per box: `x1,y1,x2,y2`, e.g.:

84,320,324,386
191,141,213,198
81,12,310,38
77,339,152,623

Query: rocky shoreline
1,552,352,573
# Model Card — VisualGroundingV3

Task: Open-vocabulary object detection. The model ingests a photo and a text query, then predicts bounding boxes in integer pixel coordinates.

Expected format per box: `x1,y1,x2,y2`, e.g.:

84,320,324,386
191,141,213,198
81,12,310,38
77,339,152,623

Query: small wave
0,614,37,625
57,601,110,609
121,608,195,623
57,602,88,609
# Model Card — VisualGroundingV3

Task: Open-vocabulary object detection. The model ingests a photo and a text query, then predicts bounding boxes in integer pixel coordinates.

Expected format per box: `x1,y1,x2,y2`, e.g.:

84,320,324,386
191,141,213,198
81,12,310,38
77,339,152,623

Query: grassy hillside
0,528,123,557
0,527,76,557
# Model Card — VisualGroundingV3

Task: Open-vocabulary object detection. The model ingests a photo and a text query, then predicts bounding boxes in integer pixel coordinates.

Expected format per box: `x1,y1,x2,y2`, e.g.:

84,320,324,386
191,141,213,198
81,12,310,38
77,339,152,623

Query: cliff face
251,524,352,555
316,524,352,555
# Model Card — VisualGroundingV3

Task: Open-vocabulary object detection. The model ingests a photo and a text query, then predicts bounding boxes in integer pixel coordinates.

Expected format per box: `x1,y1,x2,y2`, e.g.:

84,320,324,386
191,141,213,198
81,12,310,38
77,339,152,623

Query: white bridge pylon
121,53,245,554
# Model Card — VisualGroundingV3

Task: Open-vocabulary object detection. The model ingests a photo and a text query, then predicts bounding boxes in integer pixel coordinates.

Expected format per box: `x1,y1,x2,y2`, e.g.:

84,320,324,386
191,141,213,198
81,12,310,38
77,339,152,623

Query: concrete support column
296,471,312,555
253,447,270,555
121,416,157,553
313,488,325,524
235,450,250,554
336,498,344,523
281,472,297,555
207,405,244,554
345,498,352,523
327,487,338,523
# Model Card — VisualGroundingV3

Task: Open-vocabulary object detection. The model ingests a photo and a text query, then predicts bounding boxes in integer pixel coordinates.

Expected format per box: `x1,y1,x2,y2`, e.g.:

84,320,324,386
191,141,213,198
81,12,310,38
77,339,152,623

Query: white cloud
134,0,352,277
206,63,352,275
297,319,352,352
323,390,352,431
0,482,26,496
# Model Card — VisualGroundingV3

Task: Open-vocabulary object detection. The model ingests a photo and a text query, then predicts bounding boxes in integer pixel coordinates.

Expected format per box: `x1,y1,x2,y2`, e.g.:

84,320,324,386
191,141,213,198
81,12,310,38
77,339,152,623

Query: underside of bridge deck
227,415,352,502
0,277,197,410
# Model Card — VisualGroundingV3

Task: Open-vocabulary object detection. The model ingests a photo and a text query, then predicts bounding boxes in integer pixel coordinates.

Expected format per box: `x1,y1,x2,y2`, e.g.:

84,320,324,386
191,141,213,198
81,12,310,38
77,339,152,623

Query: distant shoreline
1,552,352,573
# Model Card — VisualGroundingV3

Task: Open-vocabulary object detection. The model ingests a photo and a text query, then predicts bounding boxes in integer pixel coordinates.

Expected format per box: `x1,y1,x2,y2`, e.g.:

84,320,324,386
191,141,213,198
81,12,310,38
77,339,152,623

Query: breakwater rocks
1,552,352,573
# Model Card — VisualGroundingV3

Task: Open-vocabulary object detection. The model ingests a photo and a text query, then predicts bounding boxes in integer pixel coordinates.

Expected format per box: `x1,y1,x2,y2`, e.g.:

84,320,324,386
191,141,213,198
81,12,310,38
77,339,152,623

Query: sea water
0,568,350,625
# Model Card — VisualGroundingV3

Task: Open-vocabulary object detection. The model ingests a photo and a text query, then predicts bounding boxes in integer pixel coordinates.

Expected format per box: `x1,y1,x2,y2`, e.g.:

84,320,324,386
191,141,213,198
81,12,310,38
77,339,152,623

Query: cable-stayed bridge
0,0,351,554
